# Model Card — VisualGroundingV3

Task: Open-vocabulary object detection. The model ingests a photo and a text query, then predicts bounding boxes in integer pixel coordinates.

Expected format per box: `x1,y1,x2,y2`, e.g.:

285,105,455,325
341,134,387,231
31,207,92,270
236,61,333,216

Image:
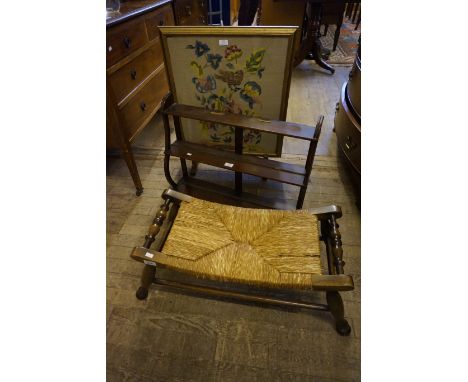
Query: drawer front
107,18,147,68
174,0,208,25
146,5,175,41
335,83,361,173
347,55,361,118
120,69,169,141
108,41,164,104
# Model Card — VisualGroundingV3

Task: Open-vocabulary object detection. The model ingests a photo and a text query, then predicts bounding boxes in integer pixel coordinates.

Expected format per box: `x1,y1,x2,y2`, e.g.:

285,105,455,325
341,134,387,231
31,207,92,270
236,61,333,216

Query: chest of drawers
106,0,175,195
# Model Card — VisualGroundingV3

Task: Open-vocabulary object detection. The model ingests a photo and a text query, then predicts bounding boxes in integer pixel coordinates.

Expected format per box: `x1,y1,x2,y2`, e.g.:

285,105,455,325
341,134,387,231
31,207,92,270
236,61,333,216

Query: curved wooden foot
314,55,335,74
163,151,177,188
136,265,156,300
326,291,351,336
136,187,144,196
336,318,351,336
310,39,335,74
136,286,149,300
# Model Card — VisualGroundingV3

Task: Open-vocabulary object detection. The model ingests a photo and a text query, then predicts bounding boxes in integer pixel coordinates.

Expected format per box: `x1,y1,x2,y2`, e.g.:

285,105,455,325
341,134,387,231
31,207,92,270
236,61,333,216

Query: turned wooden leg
330,215,345,274
326,291,351,336
136,198,171,300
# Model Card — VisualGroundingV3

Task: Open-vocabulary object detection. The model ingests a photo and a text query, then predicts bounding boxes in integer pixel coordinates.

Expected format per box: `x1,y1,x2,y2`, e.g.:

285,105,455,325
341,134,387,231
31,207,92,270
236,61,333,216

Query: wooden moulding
130,246,354,292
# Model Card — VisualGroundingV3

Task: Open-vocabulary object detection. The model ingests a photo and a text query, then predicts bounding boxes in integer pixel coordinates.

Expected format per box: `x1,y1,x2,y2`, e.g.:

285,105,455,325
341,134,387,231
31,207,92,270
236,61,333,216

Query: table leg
295,2,335,74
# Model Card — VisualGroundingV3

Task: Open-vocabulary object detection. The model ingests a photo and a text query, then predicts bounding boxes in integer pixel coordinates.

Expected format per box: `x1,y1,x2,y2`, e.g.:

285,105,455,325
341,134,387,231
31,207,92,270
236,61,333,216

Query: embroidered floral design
190,61,204,77
206,53,223,69
186,40,210,57
192,75,216,93
245,49,266,78
240,81,262,109
187,40,268,149
214,69,244,90
225,45,243,62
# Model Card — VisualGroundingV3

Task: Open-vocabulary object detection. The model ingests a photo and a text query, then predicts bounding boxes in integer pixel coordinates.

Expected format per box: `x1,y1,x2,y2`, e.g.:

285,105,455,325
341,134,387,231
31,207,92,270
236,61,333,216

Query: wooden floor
107,62,361,381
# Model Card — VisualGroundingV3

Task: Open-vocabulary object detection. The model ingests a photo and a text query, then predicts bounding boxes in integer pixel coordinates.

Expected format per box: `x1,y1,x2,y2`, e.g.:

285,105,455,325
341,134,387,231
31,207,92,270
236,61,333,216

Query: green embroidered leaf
245,49,266,73
190,61,203,77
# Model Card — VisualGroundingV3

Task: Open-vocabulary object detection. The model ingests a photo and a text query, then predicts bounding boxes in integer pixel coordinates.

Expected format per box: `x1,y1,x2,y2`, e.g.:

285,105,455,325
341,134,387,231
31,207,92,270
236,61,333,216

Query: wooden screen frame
158,26,298,156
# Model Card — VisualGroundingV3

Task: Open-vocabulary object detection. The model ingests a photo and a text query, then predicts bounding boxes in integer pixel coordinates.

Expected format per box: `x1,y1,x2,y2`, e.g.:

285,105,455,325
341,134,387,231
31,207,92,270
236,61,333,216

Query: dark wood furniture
321,1,346,51
334,44,360,202
130,188,354,336
106,0,175,195
259,0,360,74
173,0,208,25
160,94,324,209
346,47,360,117
106,0,209,196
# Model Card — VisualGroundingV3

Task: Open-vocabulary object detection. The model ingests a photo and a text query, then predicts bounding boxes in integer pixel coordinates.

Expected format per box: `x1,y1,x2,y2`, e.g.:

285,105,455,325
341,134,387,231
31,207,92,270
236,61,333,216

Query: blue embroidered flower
206,53,223,69
240,81,262,109
186,40,210,57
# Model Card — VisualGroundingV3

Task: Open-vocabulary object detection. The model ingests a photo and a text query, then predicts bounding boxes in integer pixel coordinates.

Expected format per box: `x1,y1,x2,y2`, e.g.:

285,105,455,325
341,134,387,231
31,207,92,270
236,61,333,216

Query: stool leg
135,198,171,300
136,265,155,300
326,291,351,336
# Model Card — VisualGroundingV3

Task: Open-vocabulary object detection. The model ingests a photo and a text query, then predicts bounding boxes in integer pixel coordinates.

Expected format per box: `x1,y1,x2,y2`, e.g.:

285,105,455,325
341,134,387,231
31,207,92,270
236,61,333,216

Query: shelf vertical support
297,115,324,209
234,126,243,195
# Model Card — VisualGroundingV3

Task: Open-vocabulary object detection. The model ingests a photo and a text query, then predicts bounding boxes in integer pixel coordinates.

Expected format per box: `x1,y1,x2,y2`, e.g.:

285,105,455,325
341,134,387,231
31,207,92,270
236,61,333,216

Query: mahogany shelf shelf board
170,141,306,187
164,104,318,141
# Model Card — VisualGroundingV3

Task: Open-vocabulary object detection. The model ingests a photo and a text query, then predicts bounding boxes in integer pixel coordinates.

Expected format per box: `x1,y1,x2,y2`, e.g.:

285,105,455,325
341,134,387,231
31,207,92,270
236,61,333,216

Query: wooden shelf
164,104,318,141
171,141,306,187
161,95,323,209
176,177,295,210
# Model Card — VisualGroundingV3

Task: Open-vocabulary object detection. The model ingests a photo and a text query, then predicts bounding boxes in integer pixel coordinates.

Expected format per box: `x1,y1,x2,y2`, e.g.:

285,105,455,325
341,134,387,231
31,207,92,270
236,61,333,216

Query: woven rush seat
131,189,354,335
154,197,324,289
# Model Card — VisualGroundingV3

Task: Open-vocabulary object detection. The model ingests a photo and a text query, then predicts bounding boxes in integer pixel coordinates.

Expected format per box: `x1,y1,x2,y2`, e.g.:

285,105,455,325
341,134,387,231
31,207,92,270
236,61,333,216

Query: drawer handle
185,6,192,16
158,19,164,26
123,36,131,49
130,69,137,80
345,136,357,150
140,101,147,112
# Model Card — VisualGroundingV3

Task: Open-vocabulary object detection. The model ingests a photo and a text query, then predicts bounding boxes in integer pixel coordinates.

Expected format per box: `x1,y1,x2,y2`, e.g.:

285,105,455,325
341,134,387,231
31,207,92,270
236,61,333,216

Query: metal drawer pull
130,69,137,80
185,6,192,16
140,101,147,111
124,36,131,49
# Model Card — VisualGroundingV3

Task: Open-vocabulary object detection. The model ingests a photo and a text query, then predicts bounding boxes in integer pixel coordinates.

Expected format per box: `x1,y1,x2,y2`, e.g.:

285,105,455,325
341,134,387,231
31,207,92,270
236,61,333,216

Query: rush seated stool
130,189,354,336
